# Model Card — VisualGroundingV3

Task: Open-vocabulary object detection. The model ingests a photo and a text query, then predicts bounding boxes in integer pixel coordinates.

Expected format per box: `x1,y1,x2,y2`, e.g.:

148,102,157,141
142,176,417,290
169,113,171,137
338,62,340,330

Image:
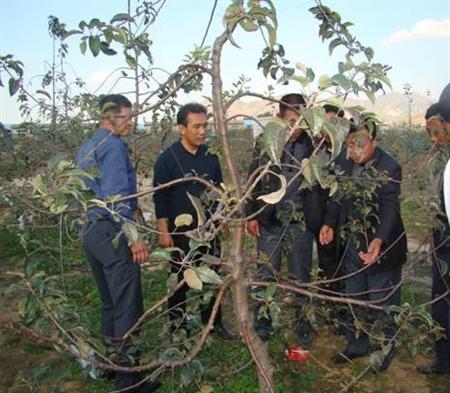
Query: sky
1,0,449,124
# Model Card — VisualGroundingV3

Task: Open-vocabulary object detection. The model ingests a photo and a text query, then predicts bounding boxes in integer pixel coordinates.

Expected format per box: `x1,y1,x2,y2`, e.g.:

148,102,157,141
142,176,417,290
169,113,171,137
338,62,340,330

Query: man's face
280,108,301,141
111,106,133,136
426,117,449,149
347,129,376,164
179,112,207,149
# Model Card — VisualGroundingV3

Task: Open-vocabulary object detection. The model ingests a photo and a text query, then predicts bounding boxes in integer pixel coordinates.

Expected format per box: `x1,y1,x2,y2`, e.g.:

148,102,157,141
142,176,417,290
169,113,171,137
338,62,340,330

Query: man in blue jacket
76,94,160,392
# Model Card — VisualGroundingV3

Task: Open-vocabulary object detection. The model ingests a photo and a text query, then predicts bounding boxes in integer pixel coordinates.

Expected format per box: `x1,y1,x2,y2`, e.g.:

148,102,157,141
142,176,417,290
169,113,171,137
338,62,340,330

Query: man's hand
159,233,174,248
246,219,260,237
359,238,383,266
130,241,149,265
319,225,334,245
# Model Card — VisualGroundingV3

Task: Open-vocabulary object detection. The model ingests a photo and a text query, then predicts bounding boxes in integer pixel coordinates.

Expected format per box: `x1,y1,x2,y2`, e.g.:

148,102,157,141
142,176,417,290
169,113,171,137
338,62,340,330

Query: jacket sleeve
322,153,346,230
245,136,265,218
375,163,402,244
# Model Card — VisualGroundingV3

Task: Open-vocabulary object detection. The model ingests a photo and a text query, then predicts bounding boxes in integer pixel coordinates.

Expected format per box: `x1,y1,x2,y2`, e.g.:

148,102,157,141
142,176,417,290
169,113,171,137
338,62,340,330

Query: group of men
75,85,450,391
76,97,234,392
246,93,406,371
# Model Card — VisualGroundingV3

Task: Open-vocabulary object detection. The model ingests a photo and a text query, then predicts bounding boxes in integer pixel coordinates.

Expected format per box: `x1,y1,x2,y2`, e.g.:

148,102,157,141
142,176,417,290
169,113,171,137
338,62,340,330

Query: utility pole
403,83,413,131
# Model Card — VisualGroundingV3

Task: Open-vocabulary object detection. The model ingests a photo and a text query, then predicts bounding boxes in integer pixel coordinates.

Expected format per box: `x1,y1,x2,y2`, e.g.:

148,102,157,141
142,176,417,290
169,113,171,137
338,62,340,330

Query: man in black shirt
153,103,233,339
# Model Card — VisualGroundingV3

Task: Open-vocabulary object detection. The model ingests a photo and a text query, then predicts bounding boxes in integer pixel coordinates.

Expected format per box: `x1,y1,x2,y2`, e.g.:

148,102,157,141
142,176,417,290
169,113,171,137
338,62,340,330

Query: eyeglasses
114,115,132,120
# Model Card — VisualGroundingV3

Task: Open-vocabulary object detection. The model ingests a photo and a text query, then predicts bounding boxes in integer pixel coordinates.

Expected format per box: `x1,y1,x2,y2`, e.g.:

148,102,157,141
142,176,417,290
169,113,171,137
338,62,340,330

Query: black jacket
245,132,313,225
323,146,407,274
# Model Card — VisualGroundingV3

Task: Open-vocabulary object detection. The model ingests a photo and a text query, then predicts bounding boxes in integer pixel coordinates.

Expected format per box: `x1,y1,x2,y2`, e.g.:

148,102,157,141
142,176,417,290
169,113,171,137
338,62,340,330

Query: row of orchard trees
0,1,438,392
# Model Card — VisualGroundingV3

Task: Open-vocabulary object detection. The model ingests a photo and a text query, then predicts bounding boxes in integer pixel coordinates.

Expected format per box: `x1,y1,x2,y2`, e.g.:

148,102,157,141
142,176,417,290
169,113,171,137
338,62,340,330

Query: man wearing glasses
319,118,407,372
76,94,160,392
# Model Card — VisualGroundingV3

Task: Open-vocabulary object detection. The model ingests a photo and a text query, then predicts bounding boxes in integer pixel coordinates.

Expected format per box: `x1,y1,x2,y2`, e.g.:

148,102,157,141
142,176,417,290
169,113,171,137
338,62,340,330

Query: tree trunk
211,31,274,393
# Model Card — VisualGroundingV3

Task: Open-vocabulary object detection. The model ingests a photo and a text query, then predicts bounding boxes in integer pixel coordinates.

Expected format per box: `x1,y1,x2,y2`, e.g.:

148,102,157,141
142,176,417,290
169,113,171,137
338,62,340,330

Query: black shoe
213,324,238,341
297,332,312,349
332,348,368,364
99,368,115,381
136,380,162,393
255,326,272,342
296,320,313,349
377,347,396,372
369,347,396,373
417,360,450,374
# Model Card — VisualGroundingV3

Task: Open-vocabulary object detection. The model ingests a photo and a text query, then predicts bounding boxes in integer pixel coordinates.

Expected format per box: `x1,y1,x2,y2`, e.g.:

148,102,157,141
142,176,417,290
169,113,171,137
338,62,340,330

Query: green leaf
187,193,206,227
257,171,287,204
8,78,21,96
79,40,87,55
167,272,179,293
88,36,100,57
261,118,287,163
184,268,203,290
329,38,344,55
303,106,325,136
364,47,374,62
318,74,331,89
63,29,82,38
111,13,134,24
266,24,276,47
121,222,140,245
199,385,214,393
265,282,276,298
289,75,310,87
194,266,223,285
88,18,101,28
301,158,313,186
125,54,136,68
113,28,128,45
331,73,351,90
227,32,242,49
100,41,117,56
151,247,180,261
305,67,315,83
239,18,259,32
174,213,193,228
36,89,51,99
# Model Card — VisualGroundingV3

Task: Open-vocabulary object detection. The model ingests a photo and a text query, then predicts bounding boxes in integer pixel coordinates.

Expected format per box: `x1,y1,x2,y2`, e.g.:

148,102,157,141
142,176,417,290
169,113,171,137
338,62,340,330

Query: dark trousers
257,222,313,282
83,220,144,390
431,241,450,368
168,234,222,330
342,243,401,352
254,222,313,333
316,235,342,292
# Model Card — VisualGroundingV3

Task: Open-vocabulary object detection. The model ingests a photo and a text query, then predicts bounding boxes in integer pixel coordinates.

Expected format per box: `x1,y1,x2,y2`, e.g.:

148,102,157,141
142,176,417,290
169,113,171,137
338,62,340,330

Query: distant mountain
227,91,435,126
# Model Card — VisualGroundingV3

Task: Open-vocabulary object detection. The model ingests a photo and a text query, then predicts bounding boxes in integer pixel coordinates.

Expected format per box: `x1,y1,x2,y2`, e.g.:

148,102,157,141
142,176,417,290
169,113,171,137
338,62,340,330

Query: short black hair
438,82,450,122
98,94,132,115
348,117,377,139
323,104,345,118
177,103,207,126
279,93,306,116
425,103,442,120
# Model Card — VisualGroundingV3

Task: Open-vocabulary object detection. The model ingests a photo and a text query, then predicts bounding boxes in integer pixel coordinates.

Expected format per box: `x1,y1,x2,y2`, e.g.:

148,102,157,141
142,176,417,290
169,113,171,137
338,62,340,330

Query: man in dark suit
417,102,450,374
319,118,407,371
246,93,315,346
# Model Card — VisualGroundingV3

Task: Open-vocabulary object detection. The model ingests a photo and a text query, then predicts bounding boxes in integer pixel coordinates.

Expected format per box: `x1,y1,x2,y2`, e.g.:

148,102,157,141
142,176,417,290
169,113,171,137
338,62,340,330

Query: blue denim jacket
75,128,137,225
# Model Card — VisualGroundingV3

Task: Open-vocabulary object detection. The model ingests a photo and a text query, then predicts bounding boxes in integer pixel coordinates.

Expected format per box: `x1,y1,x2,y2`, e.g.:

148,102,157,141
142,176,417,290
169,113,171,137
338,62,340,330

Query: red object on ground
285,346,310,363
